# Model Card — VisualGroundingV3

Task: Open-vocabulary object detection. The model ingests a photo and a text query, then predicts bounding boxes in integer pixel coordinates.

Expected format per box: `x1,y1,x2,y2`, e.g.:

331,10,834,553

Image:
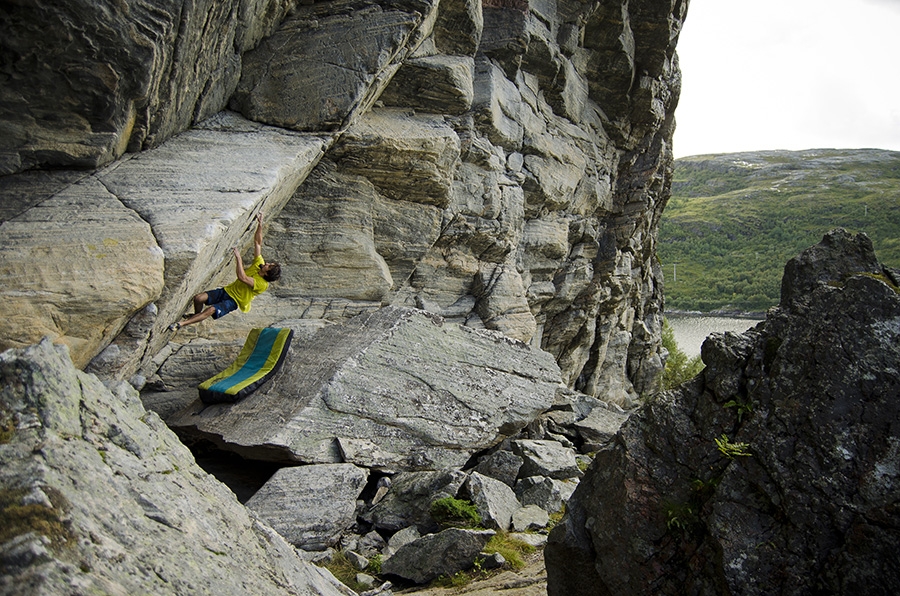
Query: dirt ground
396,550,547,596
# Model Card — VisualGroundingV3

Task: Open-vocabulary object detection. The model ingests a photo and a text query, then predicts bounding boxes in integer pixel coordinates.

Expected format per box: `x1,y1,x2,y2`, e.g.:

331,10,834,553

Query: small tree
661,319,704,390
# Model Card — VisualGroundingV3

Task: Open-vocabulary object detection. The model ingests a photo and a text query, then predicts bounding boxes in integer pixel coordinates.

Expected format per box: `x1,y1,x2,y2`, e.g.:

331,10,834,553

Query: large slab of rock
546,230,900,595
380,528,495,584
92,112,326,375
1,111,325,379
0,339,353,596
245,464,368,551
169,306,562,470
97,112,326,292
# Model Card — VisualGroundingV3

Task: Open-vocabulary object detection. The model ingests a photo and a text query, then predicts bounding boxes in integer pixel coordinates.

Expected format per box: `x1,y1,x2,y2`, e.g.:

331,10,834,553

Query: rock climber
168,213,281,331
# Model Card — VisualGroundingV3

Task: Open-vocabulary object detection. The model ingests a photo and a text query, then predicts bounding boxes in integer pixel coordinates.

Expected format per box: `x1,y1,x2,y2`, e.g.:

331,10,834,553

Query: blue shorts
205,288,238,319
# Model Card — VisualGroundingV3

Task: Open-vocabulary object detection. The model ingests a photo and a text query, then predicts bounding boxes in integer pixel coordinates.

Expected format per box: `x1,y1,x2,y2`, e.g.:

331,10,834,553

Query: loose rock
380,528,495,584
245,464,368,551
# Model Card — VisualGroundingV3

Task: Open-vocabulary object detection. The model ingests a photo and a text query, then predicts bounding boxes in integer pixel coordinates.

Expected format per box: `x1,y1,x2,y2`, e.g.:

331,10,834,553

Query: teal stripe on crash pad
208,327,281,394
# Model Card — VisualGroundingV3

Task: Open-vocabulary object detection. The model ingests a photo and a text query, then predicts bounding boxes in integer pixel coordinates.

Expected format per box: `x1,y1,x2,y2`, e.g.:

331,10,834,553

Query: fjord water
667,315,761,358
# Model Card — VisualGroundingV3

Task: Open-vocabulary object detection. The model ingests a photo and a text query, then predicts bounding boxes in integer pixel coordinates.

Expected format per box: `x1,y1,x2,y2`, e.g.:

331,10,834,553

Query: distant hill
659,149,900,313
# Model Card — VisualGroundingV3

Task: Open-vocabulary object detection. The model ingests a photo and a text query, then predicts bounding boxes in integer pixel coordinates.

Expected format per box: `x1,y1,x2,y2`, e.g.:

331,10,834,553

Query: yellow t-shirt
224,255,269,313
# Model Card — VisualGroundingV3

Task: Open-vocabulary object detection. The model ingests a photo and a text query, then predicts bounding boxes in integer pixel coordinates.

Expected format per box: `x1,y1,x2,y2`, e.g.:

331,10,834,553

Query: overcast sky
672,0,900,158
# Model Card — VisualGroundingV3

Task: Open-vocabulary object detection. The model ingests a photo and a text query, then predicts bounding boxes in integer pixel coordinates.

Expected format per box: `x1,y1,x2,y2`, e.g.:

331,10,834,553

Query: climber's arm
254,212,263,259
233,247,255,288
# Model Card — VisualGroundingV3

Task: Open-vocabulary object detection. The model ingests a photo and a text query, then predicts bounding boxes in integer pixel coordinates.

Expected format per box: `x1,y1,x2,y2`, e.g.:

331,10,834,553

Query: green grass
660,149,900,312
317,551,373,592
433,570,478,588
482,531,536,571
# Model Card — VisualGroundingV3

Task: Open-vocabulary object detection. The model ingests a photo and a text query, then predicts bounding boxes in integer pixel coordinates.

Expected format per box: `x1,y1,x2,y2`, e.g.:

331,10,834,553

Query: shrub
430,497,482,528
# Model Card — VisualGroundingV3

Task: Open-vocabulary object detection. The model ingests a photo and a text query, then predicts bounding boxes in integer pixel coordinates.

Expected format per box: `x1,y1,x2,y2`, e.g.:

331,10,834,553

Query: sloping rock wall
545,230,900,595
0,0,687,405
0,339,354,596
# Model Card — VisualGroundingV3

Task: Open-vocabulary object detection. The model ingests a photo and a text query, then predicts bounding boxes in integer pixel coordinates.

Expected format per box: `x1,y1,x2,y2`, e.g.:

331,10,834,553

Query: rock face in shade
362,469,469,534
0,339,354,596
168,306,562,470
230,0,438,132
2,0,686,406
546,230,900,596
0,0,296,175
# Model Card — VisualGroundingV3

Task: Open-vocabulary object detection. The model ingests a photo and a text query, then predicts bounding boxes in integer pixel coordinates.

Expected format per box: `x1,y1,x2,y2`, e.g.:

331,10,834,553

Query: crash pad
199,327,294,404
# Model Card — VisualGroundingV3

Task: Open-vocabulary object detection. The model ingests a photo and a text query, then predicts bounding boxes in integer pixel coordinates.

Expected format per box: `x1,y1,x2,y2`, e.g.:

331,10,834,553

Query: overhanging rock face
169,306,562,470
2,0,688,407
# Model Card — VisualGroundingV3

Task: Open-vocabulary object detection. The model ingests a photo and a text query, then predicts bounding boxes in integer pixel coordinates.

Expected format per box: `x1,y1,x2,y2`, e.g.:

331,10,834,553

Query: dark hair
263,261,281,282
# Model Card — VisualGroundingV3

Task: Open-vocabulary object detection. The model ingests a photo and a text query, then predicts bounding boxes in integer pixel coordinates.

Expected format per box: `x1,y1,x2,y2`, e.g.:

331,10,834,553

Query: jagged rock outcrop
545,230,900,596
168,306,562,470
233,0,439,132
1,0,686,408
0,339,353,596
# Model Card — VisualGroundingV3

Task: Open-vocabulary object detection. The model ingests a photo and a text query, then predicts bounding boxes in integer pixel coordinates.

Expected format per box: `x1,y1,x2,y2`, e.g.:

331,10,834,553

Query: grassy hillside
659,149,900,313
